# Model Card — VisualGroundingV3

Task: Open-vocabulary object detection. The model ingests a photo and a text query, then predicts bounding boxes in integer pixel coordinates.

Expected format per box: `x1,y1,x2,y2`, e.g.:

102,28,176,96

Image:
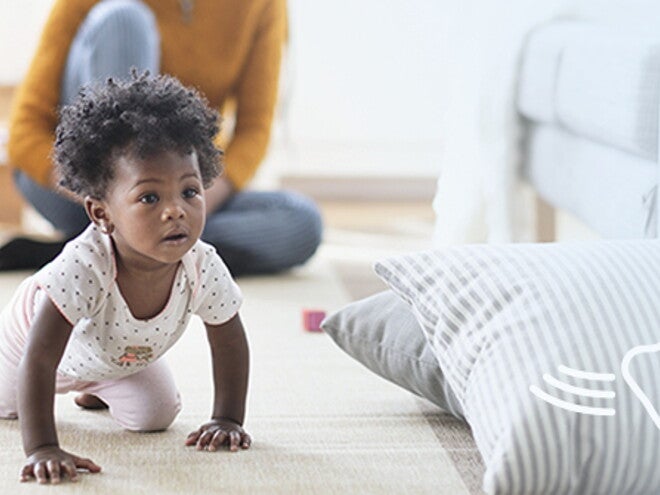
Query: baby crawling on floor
0,72,251,484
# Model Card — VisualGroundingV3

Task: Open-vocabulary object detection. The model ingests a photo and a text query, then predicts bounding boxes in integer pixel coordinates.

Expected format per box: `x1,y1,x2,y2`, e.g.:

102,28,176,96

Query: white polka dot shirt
29,225,242,381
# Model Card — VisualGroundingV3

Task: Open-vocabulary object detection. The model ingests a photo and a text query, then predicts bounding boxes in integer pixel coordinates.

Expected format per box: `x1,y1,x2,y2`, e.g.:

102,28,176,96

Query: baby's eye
140,193,159,204
183,188,199,199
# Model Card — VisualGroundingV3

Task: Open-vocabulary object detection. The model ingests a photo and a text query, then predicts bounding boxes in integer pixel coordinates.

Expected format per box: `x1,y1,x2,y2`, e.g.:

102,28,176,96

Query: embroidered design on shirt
112,346,153,367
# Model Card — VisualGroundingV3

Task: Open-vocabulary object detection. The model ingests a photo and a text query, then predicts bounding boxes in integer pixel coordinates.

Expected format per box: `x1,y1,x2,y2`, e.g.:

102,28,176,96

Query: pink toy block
302,309,326,332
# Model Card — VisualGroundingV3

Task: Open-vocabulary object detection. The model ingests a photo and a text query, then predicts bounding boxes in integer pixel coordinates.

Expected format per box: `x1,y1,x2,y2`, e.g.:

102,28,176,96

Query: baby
0,72,251,484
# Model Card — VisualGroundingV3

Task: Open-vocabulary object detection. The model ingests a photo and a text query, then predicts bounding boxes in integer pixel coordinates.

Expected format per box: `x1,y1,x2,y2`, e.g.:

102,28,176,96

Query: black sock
0,237,66,271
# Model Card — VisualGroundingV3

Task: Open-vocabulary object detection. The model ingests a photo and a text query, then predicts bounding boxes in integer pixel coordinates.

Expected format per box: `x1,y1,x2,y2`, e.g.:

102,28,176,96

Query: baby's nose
161,203,185,221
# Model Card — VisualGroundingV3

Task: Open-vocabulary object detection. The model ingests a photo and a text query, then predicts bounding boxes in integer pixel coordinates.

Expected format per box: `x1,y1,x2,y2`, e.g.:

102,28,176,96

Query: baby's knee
115,393,182,432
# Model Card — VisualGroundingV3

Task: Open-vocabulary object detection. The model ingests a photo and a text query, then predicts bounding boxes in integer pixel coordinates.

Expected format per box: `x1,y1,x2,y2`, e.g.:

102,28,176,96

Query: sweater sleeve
7,0,97,187
221,0,286,189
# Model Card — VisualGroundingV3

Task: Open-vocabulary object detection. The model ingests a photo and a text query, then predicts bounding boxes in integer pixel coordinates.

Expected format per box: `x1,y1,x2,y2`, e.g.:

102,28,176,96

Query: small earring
100,223,112,234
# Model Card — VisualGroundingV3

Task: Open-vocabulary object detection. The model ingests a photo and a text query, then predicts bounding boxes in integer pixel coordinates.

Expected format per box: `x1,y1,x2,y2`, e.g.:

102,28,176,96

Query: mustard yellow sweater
8,0,286,189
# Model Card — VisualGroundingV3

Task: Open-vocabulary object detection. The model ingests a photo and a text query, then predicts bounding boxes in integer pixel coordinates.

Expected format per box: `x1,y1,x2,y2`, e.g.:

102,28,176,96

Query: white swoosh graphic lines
530,364,616,416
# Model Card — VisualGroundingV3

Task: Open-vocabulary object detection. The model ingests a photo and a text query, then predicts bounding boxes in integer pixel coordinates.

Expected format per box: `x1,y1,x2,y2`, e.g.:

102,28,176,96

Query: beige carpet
0,245,482,494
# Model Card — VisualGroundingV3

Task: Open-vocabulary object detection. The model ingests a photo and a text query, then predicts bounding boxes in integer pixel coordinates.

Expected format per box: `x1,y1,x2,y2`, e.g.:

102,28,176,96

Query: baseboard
279,175,437,202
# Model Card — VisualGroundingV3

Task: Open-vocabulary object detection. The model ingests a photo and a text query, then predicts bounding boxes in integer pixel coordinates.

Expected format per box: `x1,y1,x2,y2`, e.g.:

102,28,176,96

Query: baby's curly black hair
54,71,222,199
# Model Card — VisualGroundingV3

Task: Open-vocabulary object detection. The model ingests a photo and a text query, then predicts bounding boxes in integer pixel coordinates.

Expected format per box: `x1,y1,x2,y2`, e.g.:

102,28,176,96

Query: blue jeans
15,0,322,275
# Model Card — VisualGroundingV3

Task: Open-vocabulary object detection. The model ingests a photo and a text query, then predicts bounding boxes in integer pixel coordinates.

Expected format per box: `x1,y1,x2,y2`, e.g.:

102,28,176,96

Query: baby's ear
84,196,110,229
84,197,115,235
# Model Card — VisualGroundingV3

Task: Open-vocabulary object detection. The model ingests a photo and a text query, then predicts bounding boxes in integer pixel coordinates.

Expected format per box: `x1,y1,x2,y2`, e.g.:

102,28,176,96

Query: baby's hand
185,418,251,452
20,446,101,484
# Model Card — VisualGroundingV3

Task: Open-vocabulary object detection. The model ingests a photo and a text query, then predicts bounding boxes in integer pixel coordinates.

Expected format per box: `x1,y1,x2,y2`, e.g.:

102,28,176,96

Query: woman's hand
20,445,101,484
185,418,251,452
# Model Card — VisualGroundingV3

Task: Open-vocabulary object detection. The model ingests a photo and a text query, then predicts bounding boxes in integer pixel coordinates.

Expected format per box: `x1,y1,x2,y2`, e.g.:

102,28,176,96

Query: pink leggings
0,279,181,432
0,358,181,432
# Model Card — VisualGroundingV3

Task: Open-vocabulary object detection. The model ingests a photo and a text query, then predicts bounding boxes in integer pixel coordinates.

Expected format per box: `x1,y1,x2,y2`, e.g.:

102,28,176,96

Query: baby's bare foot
74,394,108,410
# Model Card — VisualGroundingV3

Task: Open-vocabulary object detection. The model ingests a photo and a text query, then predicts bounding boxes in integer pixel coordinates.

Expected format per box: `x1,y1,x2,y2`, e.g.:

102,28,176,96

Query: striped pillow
375,241,660,494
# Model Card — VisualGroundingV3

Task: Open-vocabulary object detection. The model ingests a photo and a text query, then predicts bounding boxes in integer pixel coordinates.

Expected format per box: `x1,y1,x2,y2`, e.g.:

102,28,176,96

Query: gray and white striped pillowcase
375,241,660,495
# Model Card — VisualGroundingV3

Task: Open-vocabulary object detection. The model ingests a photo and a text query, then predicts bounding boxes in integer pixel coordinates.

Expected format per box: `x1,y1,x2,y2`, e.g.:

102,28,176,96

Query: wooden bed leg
535,195,556,242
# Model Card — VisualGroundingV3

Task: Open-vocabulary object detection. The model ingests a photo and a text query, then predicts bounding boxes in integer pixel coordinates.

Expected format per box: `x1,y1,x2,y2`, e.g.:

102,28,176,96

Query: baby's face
102,150,206,268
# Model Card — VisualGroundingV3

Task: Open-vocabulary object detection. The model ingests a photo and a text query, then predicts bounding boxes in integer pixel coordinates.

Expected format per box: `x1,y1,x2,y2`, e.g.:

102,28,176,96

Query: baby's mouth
163,232,188,243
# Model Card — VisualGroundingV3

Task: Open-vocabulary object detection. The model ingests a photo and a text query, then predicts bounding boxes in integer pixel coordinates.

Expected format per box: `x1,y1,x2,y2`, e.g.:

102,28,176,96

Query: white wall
279,0,445,179
0,0,54,85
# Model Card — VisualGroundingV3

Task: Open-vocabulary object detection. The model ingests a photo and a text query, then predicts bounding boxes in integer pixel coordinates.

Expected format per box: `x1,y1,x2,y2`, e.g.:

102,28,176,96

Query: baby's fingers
72,455,101,473
34,462,50,484
61,459,79,482
185,429,202,446
196,430,216,450
229,431,241,452
19,464,34,483
240,433,252,450
20,461,48,483
208,430,228,451
34,461,49,484
46,460,61,484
